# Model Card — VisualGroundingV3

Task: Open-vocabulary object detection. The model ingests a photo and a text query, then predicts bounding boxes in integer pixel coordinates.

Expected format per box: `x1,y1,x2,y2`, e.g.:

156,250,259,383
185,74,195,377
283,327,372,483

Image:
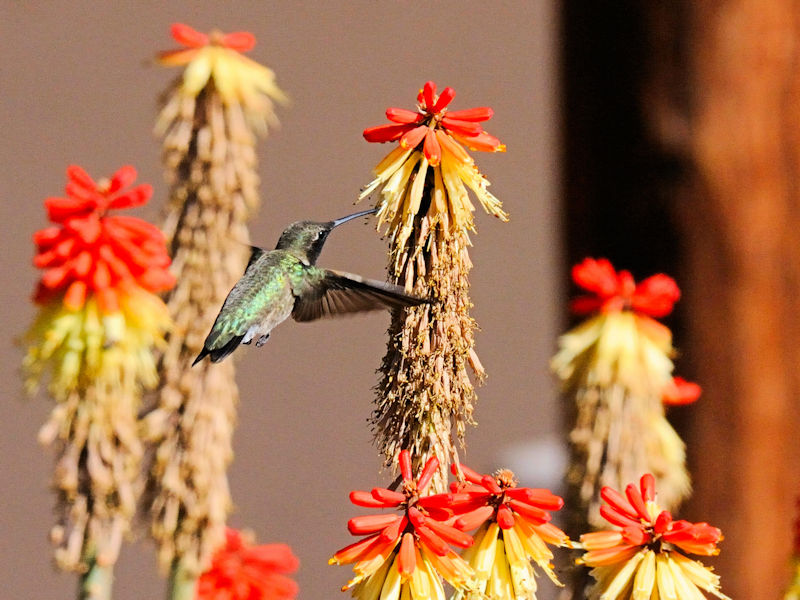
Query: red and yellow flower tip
33,165,174,313
197,528,299,600
443,463,568,598
360,81,507,252
363,80,505,166
157,23,287,109
577,474,729,600
330,450,475,599
662,376,702,406
570,258,680,318
25,165,173,396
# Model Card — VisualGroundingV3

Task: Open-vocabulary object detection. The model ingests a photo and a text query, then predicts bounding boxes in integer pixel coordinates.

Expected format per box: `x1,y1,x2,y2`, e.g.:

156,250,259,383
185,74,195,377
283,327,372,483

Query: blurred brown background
6,2,800,599
2,3,563,599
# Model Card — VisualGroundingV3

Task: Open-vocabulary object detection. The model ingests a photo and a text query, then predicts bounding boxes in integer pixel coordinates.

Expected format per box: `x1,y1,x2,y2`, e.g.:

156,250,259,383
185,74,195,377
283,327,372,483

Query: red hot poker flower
570,257,680,318
33,165,175,312
662,376,702,406
363,80,505,166
330,450,474,596
197,528,299,600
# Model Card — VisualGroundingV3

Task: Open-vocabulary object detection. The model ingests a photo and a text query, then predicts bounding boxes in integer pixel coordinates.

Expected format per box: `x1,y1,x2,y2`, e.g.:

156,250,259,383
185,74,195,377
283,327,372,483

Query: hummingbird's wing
291,269,427,322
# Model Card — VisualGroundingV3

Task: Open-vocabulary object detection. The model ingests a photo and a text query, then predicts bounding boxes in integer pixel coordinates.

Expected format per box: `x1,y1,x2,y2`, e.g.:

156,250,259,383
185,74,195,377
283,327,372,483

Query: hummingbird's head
276,207,377,264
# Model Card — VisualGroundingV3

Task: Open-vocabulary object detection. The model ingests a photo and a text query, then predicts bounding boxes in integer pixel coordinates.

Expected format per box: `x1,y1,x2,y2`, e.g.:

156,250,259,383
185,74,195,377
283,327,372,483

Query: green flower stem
78,559,113,600
168,561,197,600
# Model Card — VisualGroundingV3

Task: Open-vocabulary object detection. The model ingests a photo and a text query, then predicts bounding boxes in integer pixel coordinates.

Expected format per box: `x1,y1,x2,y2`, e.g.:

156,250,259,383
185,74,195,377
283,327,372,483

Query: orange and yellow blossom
330,450,475,600
578,473,729,600
444,463,570,599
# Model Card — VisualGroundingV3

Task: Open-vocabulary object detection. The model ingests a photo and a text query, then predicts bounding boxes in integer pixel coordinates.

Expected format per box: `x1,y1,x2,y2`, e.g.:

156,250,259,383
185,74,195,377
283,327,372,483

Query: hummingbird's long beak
331,207,378,228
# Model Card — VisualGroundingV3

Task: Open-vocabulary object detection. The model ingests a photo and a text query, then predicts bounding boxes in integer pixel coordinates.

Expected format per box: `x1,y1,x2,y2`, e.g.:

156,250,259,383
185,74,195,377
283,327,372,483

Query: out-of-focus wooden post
678,2,800,597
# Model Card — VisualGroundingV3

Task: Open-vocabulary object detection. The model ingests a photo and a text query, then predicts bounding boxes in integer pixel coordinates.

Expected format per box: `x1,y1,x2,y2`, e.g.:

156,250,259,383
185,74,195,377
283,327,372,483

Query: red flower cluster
332,450,472,584
159,23,256,63
197,529,299,600
570,257,680,318
362,80,504,166
582,473,722,566
33,165,175,312
443,463,567,542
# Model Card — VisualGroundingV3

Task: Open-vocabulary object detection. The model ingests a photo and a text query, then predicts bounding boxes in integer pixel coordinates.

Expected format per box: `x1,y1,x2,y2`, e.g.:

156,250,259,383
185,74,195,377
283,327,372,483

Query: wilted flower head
158,23,287,111
330,450,475,599
361,80,507,254
443,463,569,599
578,474,729,600
197,529,299,600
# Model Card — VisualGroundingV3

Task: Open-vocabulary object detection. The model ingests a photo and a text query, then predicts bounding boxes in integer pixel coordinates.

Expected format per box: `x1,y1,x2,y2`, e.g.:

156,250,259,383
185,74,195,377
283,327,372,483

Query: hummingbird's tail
192,333,245,365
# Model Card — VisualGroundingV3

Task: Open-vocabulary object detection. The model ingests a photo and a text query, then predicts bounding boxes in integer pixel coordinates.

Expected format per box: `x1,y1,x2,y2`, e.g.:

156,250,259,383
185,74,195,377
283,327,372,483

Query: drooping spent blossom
578,474,729,600
145,23,285,584
551,258,690,527
662,376,702,406
445,463,569,599
157,23,287,133
24,165,173,582
330,450,475,599
363,82,507,493
197,528,299,600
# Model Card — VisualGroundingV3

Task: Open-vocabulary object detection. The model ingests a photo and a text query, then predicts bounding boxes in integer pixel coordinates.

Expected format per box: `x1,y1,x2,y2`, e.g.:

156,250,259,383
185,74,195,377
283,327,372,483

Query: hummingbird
193,208,426,364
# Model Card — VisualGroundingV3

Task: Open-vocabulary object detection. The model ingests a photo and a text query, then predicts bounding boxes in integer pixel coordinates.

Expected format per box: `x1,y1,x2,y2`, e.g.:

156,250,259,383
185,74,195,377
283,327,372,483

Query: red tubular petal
139,268,175,292
480,475,502,494
93,261,111,289
157,48,200,66
96,287,119,313
445,107,494,122
432,86,455,112
221,31,256,52
66,165,97,193
398,533,416,575
45,197,95,222
423,127,441,166
349,490,386,508
454,506,494,531
507,499,551,524
386,108,423,124
417,456,440,493
363,123,414,143
347,514,401,536
108,184,152,210
632,274,680,317
625,483,651,522
69,216,102,244
435,129,472,164
399,450,413,483
414,524,449,556
600,486,639,520
450,462,484,485
399,125,427,150
65,181,101,203
171,23,208,47
423,518,473,548
599,505,641,529
654,510,672,534
662,377,702,406
450,130,505,152
497,504,516,529
569,296,605,315
108,166,137,195
371,487,406,506
332,533,384,564
33,227,63,246
72,251,92,277
417,492,490,510
505,488,564,511
640,474,656,502
441,117,484,136
41,266,69,289
380,516,407,543
422,81,436,111
571,258,619,296
622,525,651,546
63,280,87,310
407,507,427,528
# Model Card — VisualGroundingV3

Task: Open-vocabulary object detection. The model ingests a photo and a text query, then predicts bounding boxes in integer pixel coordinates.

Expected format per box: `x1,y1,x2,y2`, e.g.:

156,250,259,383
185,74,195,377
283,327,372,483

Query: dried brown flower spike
143,22,286,588
361,81,506,492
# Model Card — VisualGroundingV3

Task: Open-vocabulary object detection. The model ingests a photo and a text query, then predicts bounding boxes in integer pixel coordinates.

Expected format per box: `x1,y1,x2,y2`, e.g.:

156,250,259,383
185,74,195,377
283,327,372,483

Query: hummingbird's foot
255,334,270,347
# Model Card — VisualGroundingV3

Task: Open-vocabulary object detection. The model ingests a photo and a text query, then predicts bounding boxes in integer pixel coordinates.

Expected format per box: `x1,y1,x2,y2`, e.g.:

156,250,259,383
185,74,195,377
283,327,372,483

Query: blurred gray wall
1,2,562,598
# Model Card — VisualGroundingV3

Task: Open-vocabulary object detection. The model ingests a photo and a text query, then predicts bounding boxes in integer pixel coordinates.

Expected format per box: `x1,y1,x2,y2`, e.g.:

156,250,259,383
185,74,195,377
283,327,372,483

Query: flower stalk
362,81,506,491
142,22,286,590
